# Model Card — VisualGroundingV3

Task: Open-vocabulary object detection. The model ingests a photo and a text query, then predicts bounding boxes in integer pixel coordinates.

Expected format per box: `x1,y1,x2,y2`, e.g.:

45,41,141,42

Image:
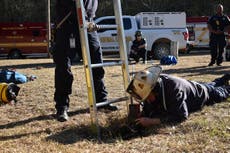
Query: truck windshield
97,18,131,32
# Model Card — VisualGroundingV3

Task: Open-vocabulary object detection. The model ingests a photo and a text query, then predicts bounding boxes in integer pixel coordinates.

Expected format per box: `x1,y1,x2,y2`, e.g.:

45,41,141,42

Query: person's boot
221,74,230,86
208,61,215,66
56,107,69,122
103,104,118,111
219,73,230,86
98,104,118,111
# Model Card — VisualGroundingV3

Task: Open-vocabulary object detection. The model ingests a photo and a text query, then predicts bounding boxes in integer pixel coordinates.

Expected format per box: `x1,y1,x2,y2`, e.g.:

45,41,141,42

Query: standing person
53,0,117,122
129,31,147,64
126,66,230,127
207,4,230,66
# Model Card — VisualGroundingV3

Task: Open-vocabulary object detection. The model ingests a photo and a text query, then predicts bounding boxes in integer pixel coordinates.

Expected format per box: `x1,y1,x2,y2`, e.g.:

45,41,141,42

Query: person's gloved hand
87,22,98,32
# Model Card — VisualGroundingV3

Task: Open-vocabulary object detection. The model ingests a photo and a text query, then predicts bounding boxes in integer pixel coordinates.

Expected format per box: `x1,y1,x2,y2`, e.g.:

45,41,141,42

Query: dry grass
0,51,230,153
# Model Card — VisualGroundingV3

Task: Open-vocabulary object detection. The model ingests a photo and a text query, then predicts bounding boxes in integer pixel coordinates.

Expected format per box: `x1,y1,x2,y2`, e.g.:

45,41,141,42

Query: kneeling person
129,31,147,64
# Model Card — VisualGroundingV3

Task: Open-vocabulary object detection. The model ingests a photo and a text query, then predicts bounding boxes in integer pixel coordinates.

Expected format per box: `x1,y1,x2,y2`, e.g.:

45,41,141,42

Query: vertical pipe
47,0,51,56
113,0,131,110
75,0,100,140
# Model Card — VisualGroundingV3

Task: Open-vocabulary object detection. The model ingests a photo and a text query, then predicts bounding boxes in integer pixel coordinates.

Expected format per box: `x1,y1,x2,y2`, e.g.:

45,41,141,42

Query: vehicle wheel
8,49,22,59
153,43,170,59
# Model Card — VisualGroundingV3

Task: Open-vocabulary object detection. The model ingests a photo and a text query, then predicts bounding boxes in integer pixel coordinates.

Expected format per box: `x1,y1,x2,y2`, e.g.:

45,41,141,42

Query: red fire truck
0,22,49,59
186,16,230,60
186,16,230,49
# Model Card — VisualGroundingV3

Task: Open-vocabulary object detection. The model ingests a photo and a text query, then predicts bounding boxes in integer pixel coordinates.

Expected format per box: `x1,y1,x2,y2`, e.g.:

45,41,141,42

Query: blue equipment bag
160,55,178,65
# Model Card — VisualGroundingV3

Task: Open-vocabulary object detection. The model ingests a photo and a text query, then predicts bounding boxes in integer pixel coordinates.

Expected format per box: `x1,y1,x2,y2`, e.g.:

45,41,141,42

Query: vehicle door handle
111,33,117,36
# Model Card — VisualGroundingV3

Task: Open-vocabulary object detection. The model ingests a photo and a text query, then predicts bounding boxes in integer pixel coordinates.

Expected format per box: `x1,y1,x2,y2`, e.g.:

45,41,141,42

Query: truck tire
8,49,22,59
153,43,170,59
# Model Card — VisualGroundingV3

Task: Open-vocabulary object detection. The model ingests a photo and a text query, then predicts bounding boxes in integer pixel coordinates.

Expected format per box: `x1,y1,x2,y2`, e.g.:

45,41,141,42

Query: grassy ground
0,51,229,153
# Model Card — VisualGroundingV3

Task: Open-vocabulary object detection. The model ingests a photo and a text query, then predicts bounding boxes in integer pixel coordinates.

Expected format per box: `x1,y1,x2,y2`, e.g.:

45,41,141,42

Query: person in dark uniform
207,4,230,66
129,31,147,64
54,0,117,122
126,66,230,127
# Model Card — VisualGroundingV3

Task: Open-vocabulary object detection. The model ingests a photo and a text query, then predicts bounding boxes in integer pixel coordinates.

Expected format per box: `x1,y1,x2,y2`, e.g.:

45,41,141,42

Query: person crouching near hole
126,66,230,127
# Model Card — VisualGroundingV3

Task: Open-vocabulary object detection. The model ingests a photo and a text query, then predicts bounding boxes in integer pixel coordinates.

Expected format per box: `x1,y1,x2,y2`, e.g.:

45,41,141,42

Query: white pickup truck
95,12,189,59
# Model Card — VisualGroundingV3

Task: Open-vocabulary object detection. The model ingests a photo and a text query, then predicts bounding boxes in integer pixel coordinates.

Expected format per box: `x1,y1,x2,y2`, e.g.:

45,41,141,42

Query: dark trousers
53,13,107,111
129,48,146,62
209,36,227,65
203,77,230,105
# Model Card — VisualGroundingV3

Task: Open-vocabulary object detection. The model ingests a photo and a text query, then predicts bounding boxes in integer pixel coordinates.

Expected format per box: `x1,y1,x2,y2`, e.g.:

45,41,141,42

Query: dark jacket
131,38,146,51
142,74,209,123
56,0,98,23
83,0,98,19
207,14,230,39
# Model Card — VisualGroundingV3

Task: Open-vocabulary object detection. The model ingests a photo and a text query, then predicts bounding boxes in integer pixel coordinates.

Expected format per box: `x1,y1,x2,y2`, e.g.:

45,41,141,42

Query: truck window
97,18,131,33
123,18,131,30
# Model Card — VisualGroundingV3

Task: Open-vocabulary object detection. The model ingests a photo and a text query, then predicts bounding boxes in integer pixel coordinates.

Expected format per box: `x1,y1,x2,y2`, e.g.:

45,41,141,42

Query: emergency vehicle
186,16,230,60
186,16,230,49
0,22,49,59
95,12,189,59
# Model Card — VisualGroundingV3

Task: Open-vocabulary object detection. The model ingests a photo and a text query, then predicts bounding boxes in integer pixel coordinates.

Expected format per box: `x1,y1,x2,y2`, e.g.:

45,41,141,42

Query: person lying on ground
126,66,230,128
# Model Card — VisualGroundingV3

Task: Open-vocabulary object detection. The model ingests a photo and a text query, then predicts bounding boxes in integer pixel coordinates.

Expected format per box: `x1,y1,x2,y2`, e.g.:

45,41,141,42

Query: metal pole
75,0,100,139
47,0,51,57
113,0,131,112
